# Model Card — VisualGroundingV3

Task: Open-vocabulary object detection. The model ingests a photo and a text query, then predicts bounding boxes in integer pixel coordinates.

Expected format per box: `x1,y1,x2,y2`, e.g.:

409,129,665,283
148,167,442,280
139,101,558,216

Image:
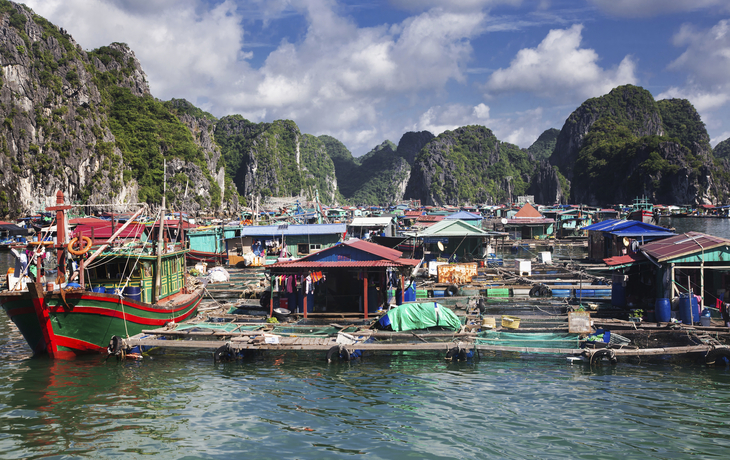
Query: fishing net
175,323,262,332
475,331,581,351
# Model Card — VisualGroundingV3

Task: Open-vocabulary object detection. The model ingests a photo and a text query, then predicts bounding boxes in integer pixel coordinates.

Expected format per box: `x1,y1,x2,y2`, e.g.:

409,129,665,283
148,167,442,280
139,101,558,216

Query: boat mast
47,191,72,283
154,160,166,303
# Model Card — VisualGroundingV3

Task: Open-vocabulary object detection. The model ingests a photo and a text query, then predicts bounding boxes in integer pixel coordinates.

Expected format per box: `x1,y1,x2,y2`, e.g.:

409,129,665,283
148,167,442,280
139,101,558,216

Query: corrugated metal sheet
240,223,346,237
641,231,730,262
603,253,645,266
270,259,419,269
581,219,674,237
350,217,393,227
269,239,418,270
437,263,478,284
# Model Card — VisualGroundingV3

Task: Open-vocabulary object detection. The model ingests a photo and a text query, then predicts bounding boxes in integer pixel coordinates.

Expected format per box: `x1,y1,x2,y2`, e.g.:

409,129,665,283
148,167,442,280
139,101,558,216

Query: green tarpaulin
385,302,462,332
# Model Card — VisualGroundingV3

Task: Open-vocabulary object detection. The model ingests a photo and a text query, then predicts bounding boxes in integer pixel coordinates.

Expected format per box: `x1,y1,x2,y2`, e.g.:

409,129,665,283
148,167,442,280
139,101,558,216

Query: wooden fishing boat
0,191,205,359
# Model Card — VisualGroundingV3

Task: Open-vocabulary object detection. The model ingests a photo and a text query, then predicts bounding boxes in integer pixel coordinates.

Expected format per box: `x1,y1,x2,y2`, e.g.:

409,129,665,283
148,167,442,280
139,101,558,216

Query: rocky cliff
404,126,533,206
0,1,237,217
541,85,728,205
214,116,338,205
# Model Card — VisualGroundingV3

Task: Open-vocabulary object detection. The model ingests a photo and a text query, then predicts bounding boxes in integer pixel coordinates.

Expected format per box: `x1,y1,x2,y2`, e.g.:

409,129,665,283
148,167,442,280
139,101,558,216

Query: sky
22,0,730,156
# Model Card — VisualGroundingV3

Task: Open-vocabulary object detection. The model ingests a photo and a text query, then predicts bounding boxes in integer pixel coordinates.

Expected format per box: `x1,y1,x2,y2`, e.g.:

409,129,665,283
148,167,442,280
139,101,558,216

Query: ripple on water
1,317,730,459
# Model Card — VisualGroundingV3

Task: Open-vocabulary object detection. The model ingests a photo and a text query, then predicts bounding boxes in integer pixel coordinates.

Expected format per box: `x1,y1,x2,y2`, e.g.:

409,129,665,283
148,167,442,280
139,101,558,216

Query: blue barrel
105,286,119,295
91,286,105,293
432,290,445,297
124,286,142,302
404,282,416,302
655,298,671,322
612,283,626,307
679,294,699,325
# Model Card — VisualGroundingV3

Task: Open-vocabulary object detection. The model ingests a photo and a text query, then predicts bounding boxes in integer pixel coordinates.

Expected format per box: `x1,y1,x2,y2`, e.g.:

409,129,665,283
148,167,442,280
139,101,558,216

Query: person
10,247,28,276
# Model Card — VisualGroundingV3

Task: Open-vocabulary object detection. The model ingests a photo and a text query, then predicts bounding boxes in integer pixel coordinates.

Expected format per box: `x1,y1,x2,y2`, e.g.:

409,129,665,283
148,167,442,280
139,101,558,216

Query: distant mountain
214,116,338,205
527,128,559,161
539,85,728,205
713,138,730,160
320,132,433,206
404,126,533,206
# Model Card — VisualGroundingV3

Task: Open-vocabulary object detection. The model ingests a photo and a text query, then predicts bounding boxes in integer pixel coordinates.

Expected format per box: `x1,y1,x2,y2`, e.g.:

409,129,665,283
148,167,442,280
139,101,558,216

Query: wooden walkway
117,325,727,360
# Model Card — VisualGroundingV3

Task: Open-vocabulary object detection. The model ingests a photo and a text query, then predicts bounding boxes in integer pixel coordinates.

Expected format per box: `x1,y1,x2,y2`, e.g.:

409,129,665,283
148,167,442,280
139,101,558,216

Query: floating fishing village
2,191,729,367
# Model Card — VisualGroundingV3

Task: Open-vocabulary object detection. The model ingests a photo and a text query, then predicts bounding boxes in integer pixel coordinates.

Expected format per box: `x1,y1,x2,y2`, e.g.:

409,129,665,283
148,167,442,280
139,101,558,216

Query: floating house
444,210,484,228
348,216,396,238
504,202,554,240
604,232,730,313
267,239,420,318
225,223,347,266
403,219,507,262
581,219,675,261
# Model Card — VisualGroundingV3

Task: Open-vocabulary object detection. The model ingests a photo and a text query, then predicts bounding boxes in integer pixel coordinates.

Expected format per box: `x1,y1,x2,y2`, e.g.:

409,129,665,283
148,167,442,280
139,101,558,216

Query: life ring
67,236,92,255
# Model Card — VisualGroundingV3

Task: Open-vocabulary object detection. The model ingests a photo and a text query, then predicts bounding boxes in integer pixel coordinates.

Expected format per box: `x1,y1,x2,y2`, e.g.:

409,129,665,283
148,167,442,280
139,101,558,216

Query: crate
501,315,521,329
568,311,591,333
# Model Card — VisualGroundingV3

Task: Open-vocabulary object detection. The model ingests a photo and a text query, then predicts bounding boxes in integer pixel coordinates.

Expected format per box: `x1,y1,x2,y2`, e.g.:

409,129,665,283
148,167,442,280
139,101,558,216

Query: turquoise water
2,315,730,459
2,219,730,459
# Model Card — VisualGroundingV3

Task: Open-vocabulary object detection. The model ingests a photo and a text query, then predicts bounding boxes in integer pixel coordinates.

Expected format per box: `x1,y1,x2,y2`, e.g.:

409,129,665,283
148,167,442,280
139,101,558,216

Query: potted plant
629,309,643,323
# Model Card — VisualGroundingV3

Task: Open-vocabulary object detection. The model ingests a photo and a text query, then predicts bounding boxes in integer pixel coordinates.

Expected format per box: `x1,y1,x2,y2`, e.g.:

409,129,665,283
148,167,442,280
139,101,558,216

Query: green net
271,326,359,337
475,331,581,351
175,323,263,332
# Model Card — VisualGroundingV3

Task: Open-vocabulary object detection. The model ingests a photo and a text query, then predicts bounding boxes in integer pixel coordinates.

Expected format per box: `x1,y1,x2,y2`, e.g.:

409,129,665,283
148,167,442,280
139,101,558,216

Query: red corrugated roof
417,215,444,222
604,253,645,266
404,211,423,217
641,231,730,262
343,239,404,261
513,202,543,218
73,223,146,239
270,259,420,269
69,217,111,226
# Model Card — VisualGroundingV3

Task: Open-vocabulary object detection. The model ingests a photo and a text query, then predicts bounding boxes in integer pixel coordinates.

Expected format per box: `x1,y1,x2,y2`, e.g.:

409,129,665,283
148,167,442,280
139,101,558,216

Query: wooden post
269,279,274,318
363,270,368,320
400,274,405,304
303,285,308,319
46,191,72,284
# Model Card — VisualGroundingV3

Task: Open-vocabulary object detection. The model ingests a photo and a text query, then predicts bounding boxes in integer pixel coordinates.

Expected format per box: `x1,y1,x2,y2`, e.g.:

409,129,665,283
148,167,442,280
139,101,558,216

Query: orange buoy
67,236,93,256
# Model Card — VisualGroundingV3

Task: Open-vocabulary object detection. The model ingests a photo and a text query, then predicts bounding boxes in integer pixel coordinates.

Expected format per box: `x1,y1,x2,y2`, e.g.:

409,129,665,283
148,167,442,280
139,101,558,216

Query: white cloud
412,104,549,149
657,87,730,112
25,0,490,156
483,24,637,101
668,20,730,89
415,104,483,135
389,0,520,13
656,19,730,140
587,0,729,18
25,0,248,101
711,131,730,147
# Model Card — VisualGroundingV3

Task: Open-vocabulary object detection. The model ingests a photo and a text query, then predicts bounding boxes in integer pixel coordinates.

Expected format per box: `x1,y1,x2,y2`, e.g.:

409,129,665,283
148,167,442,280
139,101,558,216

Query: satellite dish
623,237,630,247
630,240,639,253
437,241,445,252
501,218,508,225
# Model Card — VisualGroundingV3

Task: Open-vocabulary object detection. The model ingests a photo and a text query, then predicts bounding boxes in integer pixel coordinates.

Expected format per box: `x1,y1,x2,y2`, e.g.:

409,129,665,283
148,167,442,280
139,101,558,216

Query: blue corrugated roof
581,219,675,237
240,223,346,237
445,211,483,220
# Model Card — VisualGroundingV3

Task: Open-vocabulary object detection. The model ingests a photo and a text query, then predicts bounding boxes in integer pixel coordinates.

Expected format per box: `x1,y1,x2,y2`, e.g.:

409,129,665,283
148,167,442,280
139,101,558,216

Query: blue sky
24,0,730,156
